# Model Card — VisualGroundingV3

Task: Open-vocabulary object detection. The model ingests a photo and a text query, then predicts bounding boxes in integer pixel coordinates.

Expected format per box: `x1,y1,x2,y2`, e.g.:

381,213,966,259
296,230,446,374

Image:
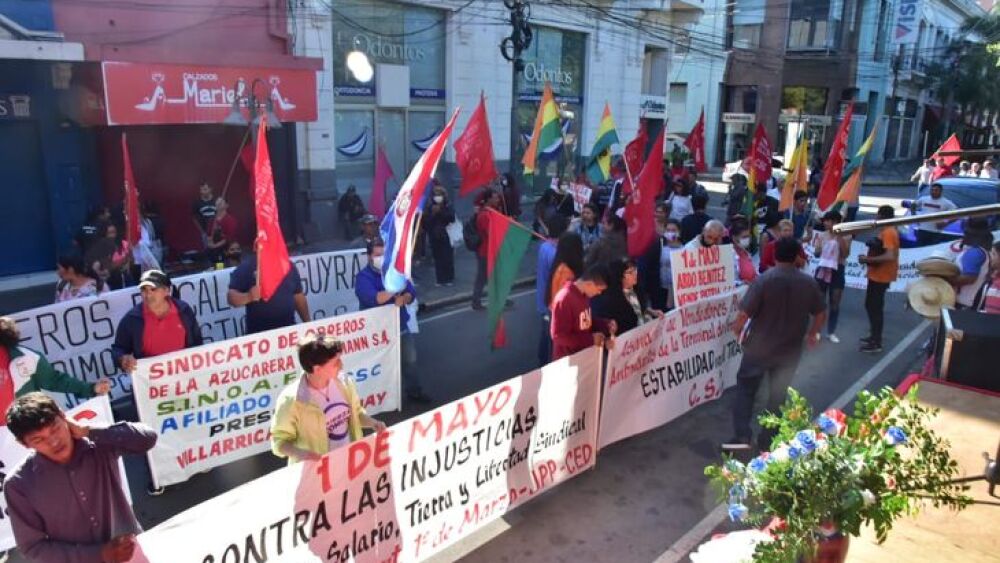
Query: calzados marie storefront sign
101,61,317,125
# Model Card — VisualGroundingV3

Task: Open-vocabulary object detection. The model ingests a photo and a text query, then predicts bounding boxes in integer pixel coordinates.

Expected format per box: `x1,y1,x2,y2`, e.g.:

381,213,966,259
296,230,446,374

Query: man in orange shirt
858,206,900,353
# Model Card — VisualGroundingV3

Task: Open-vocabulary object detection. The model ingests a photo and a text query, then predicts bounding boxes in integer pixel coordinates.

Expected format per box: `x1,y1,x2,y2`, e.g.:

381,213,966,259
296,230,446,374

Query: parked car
899,177,1000,247
722,155,787,185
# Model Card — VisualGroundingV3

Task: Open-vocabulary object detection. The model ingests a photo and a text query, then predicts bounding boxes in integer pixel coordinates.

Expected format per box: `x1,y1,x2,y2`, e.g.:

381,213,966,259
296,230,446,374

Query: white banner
599,289,747,449
671,244,736,307
567,183,593,213
133,306,401,488
9,250,366,408
804,235,1000,293
0,396,127,551
129,347,602,563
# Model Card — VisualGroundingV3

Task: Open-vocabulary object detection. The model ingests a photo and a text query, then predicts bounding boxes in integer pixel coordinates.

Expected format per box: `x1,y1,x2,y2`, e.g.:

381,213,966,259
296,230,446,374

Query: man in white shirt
910,158,934,195
980,159,999,180
913,183,958,245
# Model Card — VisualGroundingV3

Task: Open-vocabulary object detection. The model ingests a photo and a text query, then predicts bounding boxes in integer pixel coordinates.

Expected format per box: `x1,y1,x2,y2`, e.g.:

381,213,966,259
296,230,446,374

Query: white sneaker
829,334,840,344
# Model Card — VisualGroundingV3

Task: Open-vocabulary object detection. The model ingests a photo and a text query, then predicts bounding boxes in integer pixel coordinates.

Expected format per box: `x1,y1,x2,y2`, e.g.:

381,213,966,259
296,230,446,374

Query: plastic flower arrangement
705,386,971,562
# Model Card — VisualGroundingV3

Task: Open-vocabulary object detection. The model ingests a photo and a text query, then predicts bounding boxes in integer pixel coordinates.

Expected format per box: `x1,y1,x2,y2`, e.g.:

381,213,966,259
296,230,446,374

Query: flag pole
220,123,253,202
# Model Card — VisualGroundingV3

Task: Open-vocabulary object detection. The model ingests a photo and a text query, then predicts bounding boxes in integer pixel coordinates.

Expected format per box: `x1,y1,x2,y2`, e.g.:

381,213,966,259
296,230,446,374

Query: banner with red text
599,289,747,449
0,396,126,551
133,306,401,487
670,243,736,307
129,347,601,563
10,249,365,409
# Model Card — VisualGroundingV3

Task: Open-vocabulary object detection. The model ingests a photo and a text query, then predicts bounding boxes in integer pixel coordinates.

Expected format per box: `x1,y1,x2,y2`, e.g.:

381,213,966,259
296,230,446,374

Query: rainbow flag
522,82,562,178
586,103,620,184
829,121,880,212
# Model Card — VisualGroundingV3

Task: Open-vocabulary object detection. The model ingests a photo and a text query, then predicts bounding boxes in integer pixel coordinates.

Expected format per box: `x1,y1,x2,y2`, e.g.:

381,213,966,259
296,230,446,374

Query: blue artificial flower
884,426,907,446
728,484,746,502
788,443,803,459
748,456,768,473
795,430,817,453
728,503,748,522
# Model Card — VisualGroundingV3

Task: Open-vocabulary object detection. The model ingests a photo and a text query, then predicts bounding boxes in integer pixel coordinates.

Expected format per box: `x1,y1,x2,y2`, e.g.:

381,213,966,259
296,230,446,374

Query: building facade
295,0,705,238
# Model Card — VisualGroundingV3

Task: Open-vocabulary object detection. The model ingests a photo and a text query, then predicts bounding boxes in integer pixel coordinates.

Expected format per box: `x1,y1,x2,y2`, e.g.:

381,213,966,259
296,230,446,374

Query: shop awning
100,61,318,126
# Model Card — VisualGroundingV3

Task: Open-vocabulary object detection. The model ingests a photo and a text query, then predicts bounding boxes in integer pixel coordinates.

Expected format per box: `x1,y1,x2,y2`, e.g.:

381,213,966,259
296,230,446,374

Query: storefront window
406,111,445,170
718,85,758,164
781,87,828,115
332,0,446,99
512,26,587,194
334,109,375,198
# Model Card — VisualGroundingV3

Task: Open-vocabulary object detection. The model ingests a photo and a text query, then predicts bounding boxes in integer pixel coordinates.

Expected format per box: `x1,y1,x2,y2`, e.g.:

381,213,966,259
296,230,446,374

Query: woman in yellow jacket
270,336,386,463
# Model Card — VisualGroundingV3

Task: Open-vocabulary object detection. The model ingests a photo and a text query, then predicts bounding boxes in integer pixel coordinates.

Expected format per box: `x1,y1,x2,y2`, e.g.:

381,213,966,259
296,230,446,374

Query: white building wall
669,0,726,167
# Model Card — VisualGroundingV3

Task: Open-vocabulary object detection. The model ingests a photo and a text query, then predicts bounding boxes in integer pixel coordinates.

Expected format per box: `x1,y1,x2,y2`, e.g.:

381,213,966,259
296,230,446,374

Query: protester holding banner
270,336,387,464
54,255,104,303
592,259,660,334
812,211,851,343
227,252,309,334
644,217,683,311
356,238,430,403
4,392,156,563
550,264,614,360
725,238,826,452
0,318,110,425
858,206,900,354
953,218,994,309
686,220,726,250
111,270,203,375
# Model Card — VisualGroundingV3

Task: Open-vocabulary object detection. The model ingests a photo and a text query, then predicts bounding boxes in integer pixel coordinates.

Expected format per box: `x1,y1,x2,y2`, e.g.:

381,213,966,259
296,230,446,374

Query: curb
421,276,537,313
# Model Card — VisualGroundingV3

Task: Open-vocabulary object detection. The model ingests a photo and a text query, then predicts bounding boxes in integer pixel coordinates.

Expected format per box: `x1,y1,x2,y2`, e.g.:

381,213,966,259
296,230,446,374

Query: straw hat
915,252,960,279
907,277,956,319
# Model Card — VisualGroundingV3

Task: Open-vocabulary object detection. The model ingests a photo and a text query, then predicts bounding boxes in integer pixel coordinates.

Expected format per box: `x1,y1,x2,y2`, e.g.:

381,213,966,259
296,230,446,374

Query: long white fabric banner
598,289,747,449
128,347,602,563
133,305,401,488
8,250,366,408
805,232,1000,293
0,396,126,551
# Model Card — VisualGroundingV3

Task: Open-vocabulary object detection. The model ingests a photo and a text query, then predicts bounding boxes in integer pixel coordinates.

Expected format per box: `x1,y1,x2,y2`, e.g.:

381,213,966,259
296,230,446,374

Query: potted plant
704,386,972,563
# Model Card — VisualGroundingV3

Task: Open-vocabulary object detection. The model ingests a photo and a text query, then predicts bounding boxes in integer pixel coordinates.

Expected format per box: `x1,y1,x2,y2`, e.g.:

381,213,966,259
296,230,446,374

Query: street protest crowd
2,102,1000,563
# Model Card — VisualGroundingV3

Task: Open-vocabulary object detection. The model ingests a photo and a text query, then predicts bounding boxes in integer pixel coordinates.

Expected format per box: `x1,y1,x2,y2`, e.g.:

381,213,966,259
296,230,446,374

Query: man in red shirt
930,157,953,182
205,197,239,264
110,269,202,495
550,265,616,360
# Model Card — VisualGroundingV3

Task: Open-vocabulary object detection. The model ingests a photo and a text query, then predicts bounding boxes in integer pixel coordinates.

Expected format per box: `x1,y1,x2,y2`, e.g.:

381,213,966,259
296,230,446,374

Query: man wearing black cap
110,269,202,496
111,270,203,375
351,214,380,249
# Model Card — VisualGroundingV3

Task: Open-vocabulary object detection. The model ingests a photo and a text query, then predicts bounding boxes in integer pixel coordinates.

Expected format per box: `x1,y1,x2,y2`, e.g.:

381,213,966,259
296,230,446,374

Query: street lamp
223,78,282,130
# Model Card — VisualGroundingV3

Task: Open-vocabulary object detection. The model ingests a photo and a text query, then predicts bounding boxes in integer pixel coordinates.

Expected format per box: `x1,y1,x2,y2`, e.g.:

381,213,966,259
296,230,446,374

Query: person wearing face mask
355,239,430,403
685,219,726,250
425,184,456,286
812,211,851,343
729,218,757,286
645,218,684,310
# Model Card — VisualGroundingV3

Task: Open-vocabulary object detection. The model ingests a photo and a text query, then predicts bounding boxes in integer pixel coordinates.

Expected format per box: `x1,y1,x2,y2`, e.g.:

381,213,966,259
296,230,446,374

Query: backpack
462,211,481,252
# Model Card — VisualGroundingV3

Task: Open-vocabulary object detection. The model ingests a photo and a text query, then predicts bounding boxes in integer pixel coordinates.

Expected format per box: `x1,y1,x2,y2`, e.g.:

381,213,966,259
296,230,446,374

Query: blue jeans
732,355,802,450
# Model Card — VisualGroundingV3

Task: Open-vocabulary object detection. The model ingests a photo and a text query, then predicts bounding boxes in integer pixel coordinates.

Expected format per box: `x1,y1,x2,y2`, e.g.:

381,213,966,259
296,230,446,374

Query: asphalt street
1,179,931,562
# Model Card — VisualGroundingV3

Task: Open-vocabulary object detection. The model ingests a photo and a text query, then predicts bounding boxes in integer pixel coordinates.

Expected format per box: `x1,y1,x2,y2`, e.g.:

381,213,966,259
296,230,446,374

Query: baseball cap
360,214,377,224
138,269,171,290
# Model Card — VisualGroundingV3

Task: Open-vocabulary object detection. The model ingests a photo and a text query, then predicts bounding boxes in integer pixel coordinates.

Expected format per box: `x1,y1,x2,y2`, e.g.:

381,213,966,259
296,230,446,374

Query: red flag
620,121,649,194
454,93,499,196
122,133,141,247
369,145,394,219
625,128,665,258
747,122,773,192
930,133,961,168
684,109,707,173
253,117,291,302
817,102,854,210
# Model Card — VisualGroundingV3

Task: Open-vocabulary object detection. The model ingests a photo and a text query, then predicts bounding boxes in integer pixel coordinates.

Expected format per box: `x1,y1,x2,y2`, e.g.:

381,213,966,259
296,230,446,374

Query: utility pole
500,0,532,175
888,51,901,160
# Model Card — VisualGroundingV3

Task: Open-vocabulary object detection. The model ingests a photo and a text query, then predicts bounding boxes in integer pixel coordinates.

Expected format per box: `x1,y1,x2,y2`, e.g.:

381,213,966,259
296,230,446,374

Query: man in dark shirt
227,252,310,334
192,181,217,232
680,194,712,244
4,392,157,563
724,238,826,452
